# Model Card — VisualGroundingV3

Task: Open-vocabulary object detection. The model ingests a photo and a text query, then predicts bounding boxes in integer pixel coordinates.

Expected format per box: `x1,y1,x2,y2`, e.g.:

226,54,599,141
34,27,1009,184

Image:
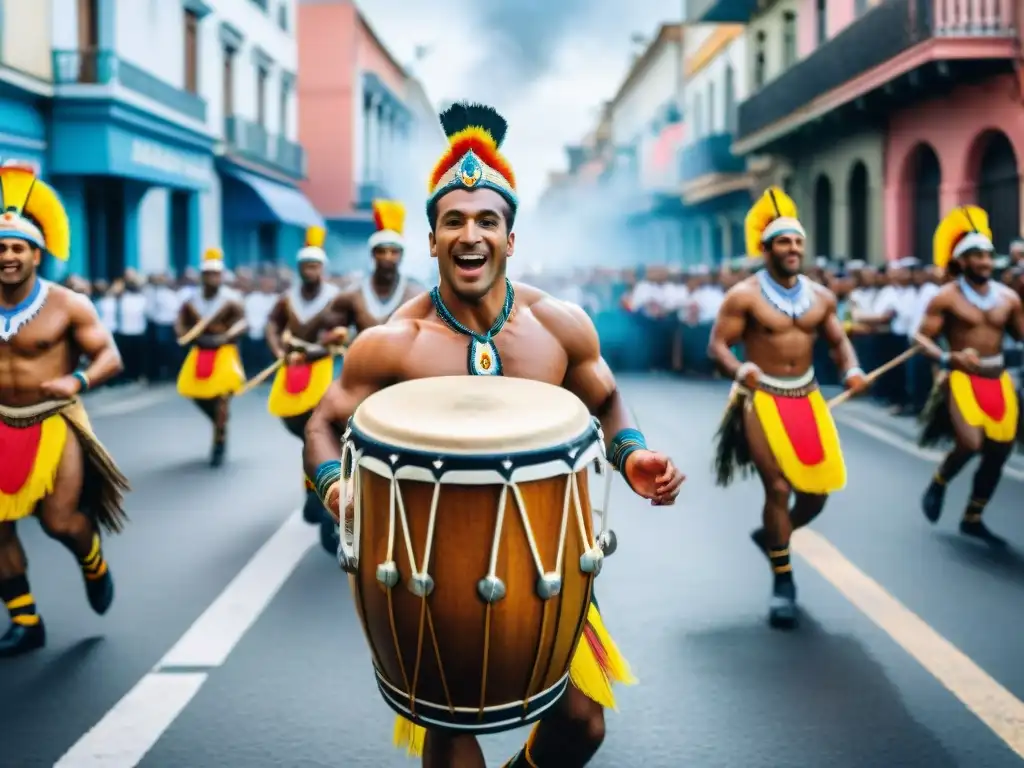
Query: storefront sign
130,139,209,184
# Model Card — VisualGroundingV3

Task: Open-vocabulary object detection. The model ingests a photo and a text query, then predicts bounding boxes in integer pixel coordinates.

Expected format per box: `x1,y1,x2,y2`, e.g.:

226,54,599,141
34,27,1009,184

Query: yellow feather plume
745,186,798,258
933,205,992,270
203,247,223,262
304,226,326,248
0,166,70,260
372,199,405,236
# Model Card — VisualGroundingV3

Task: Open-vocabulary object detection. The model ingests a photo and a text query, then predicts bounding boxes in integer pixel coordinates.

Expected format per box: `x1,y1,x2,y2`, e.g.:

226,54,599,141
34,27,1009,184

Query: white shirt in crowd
147,285,182,326
847,286,877,316
908,282,941,338
118,290,149,336
871,284,918,336
96,294,118,334
628,280,664,313
691,285,725,324
244,291,278,340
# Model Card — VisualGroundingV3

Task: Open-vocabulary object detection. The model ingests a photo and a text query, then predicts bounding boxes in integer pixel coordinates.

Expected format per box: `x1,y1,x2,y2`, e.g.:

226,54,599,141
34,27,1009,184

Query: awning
220,165,324,228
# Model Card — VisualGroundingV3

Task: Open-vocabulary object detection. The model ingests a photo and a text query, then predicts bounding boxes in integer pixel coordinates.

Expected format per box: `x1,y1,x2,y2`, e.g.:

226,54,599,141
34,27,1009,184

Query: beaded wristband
842,366,865,382
608,428,647,474
314,459,343,505
72,371,90,392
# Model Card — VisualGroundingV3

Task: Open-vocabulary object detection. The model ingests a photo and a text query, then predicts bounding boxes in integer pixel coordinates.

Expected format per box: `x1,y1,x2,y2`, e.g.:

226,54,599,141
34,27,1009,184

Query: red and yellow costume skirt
267,356,335,419
177,345,246,400
392,596,634,757
920,363,1019,447
0,400,129,531
0,410,67,522
714,369,846,494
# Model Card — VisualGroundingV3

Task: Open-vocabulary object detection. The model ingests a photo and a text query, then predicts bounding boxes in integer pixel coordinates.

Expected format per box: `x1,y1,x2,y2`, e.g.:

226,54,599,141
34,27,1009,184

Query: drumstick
827,345,921,408
177,303,233,346
235,357,285,396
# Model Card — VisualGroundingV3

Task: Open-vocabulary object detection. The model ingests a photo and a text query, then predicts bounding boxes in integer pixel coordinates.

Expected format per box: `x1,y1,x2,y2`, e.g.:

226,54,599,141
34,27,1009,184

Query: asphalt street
3,376,1024,767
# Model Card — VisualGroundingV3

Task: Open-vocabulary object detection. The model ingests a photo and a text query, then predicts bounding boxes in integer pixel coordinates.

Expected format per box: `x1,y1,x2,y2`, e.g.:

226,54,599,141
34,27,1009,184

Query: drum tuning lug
536,572,562,600
579,547,604,574
598,530,618,557
376,561,400,589
338,551,359,574
409,573,435,597
477,575,506,603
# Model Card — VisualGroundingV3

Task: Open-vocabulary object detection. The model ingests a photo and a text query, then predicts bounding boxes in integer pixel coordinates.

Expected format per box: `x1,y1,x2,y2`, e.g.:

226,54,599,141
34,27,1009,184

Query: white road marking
54,510,317,767
54,673,207,767
834,414,1024,483
159,510,317,668
794,528,1024,759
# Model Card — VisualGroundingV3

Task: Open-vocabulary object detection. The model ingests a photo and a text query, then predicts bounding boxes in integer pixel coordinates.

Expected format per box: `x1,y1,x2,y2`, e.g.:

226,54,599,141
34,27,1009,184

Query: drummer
304,102,685,768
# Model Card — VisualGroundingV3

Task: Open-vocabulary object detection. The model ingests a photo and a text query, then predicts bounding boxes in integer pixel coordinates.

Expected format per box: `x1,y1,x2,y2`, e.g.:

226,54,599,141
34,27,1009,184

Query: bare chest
749,296,828,335
947,297,1011,331
0,304,71,358
401,323,568,385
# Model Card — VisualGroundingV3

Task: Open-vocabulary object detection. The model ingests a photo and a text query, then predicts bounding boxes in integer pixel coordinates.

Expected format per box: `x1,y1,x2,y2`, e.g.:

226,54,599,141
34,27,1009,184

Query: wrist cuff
314,460,342,505
608,428,647,482
72,370,90,392
843,367,864,382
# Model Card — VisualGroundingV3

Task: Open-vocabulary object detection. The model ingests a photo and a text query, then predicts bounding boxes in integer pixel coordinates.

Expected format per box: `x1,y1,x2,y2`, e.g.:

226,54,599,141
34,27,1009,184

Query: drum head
352,376,593,454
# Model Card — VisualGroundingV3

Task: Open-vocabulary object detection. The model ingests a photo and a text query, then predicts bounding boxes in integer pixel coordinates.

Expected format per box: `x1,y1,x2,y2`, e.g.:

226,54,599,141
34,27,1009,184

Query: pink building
297,0,437,270
703,0,1022,262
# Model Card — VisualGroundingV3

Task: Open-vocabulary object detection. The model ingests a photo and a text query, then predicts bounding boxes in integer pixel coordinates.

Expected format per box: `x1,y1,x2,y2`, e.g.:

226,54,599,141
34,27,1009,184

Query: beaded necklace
430,278,515,375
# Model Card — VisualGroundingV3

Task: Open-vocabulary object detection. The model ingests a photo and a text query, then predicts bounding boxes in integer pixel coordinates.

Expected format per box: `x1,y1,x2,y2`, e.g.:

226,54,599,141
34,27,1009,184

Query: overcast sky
359,0,684,212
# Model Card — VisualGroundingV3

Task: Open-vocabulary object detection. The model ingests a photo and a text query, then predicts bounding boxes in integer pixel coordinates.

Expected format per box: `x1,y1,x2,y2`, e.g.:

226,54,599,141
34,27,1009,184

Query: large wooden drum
339,376,610,734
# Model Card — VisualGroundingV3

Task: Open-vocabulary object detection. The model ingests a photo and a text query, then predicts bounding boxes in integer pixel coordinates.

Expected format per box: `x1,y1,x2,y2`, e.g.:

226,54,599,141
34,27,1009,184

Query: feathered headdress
426,102,518,220
745,186,803,257
298,225,327,264
933,206,993,270
201,247,224,273
369,200,405,251
0,165,70,260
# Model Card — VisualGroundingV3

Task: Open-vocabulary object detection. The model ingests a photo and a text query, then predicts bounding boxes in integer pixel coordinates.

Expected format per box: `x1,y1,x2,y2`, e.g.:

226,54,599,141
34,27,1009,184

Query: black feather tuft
438,102,508,147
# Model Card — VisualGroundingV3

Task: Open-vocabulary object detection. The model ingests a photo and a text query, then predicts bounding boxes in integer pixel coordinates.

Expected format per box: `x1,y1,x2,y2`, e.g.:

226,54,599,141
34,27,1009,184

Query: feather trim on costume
745,186,798,257
568,601,636,710
933,206,992,270
918,373,953,448
393,716,426,757
714,388,754,487
304,226,326,248
371,200,406,235
0,166,71,260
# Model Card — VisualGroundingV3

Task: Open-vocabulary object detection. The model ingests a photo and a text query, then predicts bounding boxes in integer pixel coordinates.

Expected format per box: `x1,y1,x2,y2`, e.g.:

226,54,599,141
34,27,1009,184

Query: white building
44,0,320,280
678,23,752,263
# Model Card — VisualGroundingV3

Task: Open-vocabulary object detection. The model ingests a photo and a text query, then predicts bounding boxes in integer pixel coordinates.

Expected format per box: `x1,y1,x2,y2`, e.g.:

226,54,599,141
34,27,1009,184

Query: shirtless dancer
264,227,346,535
917,206,1024,545
174,248,248,467
709,187,865,628
304,103,685,768
0,166,129,656
313,200,421,553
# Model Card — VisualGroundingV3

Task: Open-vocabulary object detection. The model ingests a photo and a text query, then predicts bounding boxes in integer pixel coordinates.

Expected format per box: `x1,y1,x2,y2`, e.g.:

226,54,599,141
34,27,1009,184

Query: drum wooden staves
339,376,614,734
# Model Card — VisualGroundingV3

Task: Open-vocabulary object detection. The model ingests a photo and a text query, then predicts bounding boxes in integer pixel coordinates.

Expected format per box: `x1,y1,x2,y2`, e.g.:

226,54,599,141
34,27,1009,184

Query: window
223,48,235,121
692,94,703,138
782,12,797,67
279,83,289,136
707,82,715,133
278,3,288,31
257,67,268,127
754,31,767,88
816,0,827,45
724,65,736,132
77,0,99,82
854,0,868,15
184,10,199,93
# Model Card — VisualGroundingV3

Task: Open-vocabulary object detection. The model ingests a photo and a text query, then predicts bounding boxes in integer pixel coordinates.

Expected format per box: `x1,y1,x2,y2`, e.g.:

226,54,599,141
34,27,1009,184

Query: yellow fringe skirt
0,413,68,522
949,370,1019,443
392,599,635,757
267,356,335,418
177,345,246,400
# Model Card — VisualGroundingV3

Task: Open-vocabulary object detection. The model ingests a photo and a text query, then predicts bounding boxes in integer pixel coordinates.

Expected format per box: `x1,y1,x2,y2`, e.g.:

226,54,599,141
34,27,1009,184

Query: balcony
680,133,745,182
224,115,307,179
52,49,206,123
355,181,392,210
735,0,1018,152
687,0,758,23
